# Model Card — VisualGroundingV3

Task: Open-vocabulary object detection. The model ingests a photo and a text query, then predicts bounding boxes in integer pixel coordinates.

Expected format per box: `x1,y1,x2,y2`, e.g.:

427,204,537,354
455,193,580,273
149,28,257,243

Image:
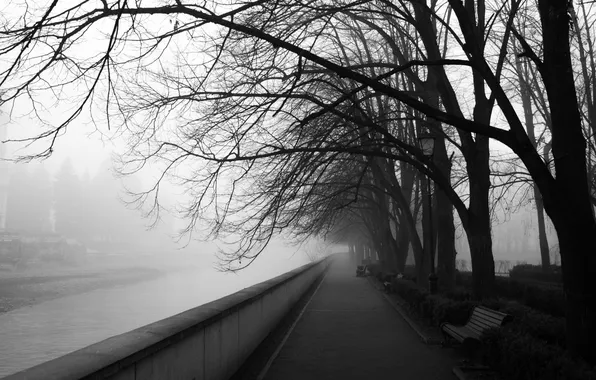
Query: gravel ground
0,266,163,314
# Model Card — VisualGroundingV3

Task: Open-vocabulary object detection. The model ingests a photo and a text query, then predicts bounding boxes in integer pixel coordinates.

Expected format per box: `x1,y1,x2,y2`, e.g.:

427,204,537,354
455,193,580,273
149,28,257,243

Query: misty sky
0,1,557,266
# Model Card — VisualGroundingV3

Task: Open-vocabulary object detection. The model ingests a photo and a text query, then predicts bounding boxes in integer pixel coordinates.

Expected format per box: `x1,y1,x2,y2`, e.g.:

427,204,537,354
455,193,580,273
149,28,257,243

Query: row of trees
5,159,174,249
1,0,595,363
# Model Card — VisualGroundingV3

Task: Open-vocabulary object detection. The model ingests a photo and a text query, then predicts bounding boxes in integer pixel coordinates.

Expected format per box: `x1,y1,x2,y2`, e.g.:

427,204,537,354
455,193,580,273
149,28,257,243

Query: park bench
441,306,513,347
356,265,367,277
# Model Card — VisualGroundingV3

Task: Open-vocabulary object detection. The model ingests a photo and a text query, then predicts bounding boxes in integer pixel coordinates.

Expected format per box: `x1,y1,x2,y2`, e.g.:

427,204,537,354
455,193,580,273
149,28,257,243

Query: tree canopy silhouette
2,0,595,362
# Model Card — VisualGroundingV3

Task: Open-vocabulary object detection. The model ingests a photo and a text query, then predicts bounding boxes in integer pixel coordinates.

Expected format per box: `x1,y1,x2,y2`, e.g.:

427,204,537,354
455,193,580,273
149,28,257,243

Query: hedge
392,279,594,379
509,264,562,284
392,278,476,325
366,262,383,278
455,271,565,317
481,327,596,380
392,279,566,347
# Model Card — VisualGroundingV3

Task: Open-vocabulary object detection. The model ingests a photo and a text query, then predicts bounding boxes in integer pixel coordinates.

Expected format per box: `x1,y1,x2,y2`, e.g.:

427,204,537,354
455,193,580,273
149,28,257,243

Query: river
0,250,313,378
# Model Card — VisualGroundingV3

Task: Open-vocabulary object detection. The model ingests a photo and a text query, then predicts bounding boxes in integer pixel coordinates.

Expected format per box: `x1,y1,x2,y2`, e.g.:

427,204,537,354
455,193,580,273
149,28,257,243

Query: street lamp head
417,133,436,157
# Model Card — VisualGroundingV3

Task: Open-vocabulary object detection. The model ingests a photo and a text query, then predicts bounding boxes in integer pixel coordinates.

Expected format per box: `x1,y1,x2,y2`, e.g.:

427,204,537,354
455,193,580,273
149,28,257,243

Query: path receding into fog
263,254,460,380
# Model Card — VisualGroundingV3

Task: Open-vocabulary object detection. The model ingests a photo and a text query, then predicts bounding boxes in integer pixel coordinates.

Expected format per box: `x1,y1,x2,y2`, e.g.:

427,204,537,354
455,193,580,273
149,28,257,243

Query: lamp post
418,133,438,294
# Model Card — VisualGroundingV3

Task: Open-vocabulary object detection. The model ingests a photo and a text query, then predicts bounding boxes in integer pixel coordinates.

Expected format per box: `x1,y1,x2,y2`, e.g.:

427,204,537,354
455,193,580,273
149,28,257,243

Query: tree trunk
355,242,365,264
466,135,495,299
536,0,596,363
374,239,387,265
414,0,496,297
417,68,457,293
369,158,423,275
467,222,495,299
553,211,596,364
395,216,410,272
377,188,399,272
434,138,457,292
462,0,497,299
396,161,417,273
534,187,551,270
418,173,432,289
515,47,552,270
384,229,399,272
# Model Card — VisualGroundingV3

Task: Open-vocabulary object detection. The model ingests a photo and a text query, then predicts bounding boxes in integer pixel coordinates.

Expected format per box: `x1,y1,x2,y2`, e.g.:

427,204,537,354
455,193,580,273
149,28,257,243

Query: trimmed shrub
366,262,383,277
493,277,565,317
521,281,565,317
395,279,567,348
442,286,472,301
398,265,417,282
455,270,473,287
455,271,565,317
481,327,596,380
392,279,475,325
498,301,566,347
509,264,562,284
403,264,416,275
393,278,429,309
430,297,475,325
393,280,588,378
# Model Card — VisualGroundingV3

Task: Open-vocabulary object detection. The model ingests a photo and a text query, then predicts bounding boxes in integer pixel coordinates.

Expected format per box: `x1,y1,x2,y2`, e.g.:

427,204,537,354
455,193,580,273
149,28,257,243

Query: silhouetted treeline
4,159,174,252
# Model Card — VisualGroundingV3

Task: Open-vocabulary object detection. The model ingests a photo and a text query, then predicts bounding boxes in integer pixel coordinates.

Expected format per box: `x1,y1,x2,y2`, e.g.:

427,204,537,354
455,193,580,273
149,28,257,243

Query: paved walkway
262,253,460,380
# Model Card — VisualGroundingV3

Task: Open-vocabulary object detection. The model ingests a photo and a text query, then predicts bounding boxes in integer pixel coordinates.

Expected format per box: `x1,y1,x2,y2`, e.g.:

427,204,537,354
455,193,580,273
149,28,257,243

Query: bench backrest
466,306,513,336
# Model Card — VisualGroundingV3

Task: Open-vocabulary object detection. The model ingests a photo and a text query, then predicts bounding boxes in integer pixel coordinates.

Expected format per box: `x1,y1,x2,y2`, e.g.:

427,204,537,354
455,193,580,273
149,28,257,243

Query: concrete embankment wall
3,255,333,380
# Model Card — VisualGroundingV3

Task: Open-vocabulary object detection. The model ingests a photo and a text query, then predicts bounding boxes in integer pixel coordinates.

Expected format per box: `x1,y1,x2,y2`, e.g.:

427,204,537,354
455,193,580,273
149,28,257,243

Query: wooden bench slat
469,322,496,333
467,323,493,337
476,318,502,327
470,310,508,324
477,310,511,324
474,307,508,320
469,317,500,329
469,316,501,327
468,318,498,330
476,306,509,317
474,309,508,323
474,311,503,321
467,320,489,332
467,323,493,336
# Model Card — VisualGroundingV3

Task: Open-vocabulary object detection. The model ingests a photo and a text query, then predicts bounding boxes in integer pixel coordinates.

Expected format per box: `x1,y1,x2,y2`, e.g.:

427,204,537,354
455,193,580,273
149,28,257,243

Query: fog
0,134,335,283
0,108,558,278
0,3,563,374
0,234,337,377
0,111,341,377
0,114,557,375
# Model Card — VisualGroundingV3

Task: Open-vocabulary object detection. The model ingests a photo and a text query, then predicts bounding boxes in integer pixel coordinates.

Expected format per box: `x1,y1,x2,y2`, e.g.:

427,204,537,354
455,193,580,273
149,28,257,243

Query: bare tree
2,0,596,362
